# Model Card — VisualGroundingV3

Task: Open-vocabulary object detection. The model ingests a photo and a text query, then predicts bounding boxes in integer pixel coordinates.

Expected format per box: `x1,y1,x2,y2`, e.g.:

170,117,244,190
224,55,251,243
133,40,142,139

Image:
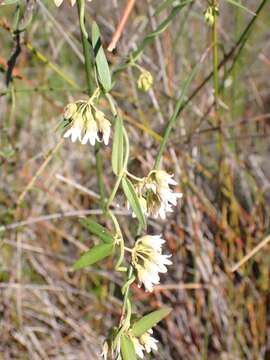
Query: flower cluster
131,329,158,359
62,100,111,146
131,235,172,292
134,170,182,220
54,0,92,7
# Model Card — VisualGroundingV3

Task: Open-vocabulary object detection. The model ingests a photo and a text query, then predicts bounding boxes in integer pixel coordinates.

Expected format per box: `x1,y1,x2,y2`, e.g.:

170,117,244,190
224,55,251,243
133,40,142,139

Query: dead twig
107,0,136,52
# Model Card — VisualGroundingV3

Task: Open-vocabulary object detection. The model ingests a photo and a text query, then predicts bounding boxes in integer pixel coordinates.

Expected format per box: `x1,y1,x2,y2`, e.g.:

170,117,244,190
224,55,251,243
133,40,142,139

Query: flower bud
137,71,153,92
204,6,219,26
63,103,77,120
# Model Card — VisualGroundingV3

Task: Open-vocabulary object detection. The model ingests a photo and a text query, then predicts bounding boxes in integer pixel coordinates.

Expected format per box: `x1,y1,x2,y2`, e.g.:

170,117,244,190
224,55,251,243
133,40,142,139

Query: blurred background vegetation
0,0,270,359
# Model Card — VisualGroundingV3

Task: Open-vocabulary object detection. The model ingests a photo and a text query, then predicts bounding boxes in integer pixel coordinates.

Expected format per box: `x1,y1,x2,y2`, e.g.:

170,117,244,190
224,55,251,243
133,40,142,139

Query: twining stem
126,170,143,182
95,144,106,206
77,0,106,207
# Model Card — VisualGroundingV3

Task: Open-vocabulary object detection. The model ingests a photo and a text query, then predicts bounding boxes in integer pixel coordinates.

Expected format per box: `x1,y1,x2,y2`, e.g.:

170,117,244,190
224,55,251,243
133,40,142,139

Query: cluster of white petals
62,101,111,146
54,0,91,7
132,329,158,359
134,170,182,220
131,235,172,292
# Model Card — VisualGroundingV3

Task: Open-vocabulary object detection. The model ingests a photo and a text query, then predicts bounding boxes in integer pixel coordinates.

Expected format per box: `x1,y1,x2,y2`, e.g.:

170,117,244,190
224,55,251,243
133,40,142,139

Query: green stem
77,1,93,94
79,0,89,39
212,2,219,103
95,143,106,207
106,170,125,209
77,0,106,207
121,268,135,324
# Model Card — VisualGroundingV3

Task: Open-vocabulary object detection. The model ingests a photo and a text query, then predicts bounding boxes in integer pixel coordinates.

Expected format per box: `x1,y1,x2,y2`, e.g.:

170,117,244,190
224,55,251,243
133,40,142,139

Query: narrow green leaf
121,335,137,360
92,22,112,92
225,0,256,16
112,117,124,175
122,177,146,229
155,0,192,16
132,1,193,62
80,218,114,244
132,308,172,337
72,243,114,270
1,0,20,5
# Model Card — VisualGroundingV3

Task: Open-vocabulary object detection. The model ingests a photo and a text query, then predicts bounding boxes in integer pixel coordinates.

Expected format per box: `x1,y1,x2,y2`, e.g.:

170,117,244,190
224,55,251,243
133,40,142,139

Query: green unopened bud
204,6,218,26
137,70,153,92
63,103,77,120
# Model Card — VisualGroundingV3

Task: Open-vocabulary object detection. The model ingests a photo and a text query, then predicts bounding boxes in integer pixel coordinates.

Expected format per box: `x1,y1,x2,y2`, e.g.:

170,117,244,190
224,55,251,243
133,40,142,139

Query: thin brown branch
230,234,270,272
107,0,136,52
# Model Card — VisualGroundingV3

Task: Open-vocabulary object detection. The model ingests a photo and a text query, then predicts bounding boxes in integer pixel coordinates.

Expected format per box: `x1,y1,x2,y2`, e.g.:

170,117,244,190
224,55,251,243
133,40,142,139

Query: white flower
136,263,160,292
63,113,83,143
132,235,172,292
140,329,158,353
127,170,181,220
130,329,158,358
145,170,182,219
140,234,165,252
95,110,111,145
81,115,98,146
131,337,145,359
62,99,111,147
150,253,172,273
155,170,177,187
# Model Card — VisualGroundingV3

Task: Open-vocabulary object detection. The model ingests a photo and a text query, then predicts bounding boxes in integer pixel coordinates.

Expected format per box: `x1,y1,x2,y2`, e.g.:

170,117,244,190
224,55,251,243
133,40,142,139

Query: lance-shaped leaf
80,218,114,244
122,177,146,229
121,335,137,360
2,0,21,5
72,243,114,270
131,308,171,337
92,22,112,92
112,116,124,175
225,0,256,16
